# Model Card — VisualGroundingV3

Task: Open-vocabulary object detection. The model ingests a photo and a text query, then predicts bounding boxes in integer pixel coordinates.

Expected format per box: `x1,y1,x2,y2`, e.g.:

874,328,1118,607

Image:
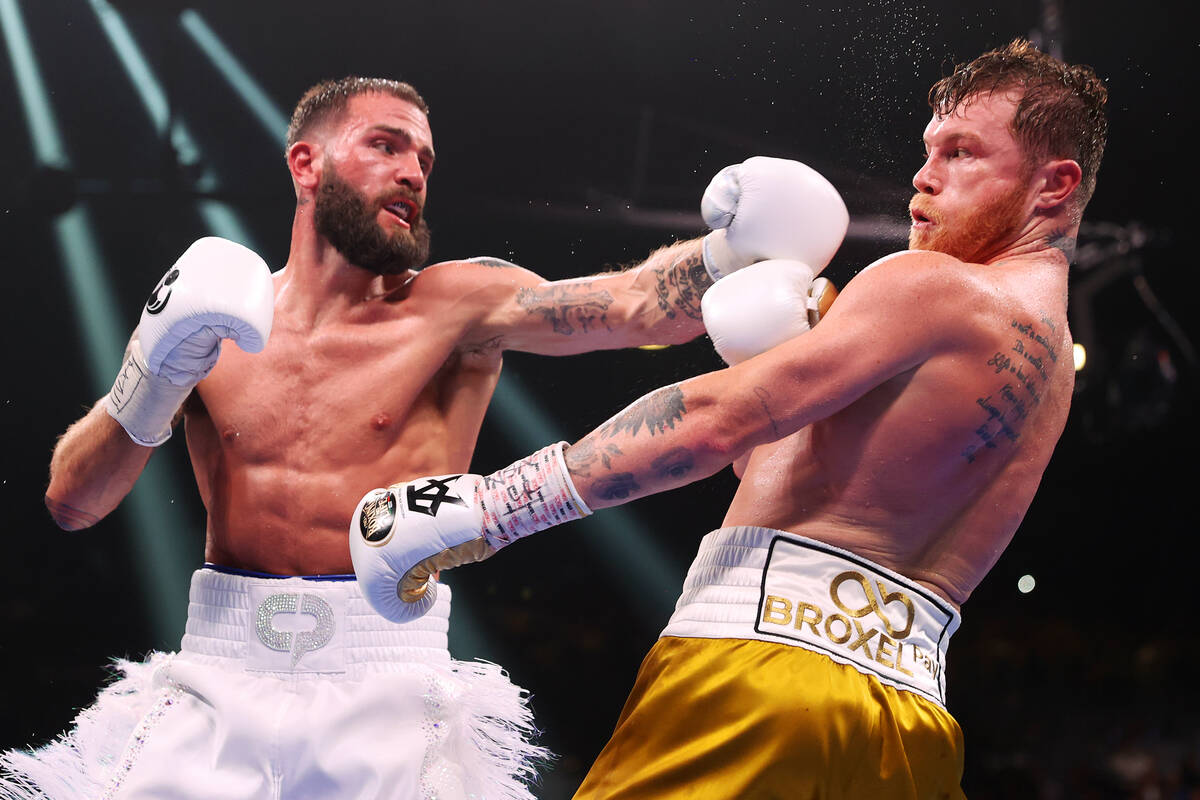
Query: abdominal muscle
183,332,501,576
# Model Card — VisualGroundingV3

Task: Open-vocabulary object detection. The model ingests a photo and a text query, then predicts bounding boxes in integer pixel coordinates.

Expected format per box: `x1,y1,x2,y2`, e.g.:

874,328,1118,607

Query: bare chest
193,318,490,466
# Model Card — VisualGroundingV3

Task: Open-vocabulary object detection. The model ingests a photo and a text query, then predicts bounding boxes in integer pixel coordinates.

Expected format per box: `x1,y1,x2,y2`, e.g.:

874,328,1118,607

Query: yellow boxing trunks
574,527,966,800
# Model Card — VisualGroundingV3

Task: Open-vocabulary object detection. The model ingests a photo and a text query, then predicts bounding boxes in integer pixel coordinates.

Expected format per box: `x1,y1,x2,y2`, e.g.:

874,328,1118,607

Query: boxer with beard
353,40,1109,798
8,75,847,800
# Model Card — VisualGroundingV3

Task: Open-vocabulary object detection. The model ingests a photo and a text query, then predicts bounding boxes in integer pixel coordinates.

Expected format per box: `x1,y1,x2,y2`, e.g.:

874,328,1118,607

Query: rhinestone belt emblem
255,593,336,667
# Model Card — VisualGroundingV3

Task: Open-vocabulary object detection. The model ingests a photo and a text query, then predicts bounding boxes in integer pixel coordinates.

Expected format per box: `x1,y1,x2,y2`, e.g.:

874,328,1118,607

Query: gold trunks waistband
660,527,961,707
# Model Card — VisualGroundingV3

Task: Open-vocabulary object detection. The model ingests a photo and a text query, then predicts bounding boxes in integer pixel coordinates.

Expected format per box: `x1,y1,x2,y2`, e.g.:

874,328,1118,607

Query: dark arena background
1,1,1196,797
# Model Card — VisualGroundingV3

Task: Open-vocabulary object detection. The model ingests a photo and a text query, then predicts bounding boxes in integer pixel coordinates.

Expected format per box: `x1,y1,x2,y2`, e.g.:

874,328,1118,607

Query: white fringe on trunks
0,566,549,800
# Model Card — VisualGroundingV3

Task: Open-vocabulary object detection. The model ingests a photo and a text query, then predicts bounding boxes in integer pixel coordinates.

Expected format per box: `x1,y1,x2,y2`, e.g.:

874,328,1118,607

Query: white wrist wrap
105,339,191,447
480,442,591,550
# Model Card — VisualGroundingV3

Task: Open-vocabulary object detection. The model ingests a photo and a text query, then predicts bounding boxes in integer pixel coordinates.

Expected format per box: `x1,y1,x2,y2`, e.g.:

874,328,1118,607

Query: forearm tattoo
652,249,711,321
517,285,615,336
568,386,698,502
753,386,782,439
963,315,1060,463
564,437,624,477
598,385,687,439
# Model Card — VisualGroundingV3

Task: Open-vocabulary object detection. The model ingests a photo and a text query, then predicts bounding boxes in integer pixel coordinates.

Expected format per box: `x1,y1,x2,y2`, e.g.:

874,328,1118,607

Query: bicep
471,269,632,356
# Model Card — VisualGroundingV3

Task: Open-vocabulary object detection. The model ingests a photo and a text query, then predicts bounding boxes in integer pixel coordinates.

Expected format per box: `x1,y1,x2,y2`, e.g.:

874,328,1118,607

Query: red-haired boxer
352,40,1108,799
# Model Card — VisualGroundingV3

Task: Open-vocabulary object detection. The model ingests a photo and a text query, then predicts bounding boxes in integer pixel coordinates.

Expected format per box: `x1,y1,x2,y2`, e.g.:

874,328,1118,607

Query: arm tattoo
651,447,695,481
753,387,782,439
1046,228,1077,261
466,256,522,269
45,496,99,530
592,473,641,502
598,385,687,439
564,438,624,477
517,285,614,336
652,249,712,321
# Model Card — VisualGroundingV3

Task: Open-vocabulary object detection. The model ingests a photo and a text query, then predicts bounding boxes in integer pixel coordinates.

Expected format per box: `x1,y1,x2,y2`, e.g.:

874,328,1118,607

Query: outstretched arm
462,156,850,356
462,238,712,356
350,251,956,622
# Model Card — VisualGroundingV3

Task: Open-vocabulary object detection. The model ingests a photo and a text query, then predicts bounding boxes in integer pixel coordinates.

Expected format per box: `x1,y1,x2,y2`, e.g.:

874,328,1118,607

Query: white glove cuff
479,442,591,550
702,230,752,282
104,339,191,447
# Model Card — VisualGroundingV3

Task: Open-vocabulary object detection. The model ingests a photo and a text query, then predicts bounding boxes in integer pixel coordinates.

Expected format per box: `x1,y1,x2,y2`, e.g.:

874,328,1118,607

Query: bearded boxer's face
314,94,434,275
315,164,432,274
908,92,1038,264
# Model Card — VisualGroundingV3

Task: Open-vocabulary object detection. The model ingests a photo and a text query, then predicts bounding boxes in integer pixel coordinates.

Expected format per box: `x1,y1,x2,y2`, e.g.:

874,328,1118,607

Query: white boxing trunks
0,566,546,800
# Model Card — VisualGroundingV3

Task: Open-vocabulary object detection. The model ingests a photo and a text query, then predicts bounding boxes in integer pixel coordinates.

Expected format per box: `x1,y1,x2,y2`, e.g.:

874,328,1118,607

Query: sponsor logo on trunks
358,488,398,545
255,593,335,668
406,475,468,517
145,268,180,315
759,570,940,683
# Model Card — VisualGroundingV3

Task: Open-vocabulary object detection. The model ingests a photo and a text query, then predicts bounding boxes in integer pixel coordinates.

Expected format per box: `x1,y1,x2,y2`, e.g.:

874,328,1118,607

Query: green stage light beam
88,0,260,250
179,9,289,145
5,0,195,646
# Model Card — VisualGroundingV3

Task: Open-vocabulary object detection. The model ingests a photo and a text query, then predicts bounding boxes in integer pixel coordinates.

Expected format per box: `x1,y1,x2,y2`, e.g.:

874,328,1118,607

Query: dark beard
314,169,432,275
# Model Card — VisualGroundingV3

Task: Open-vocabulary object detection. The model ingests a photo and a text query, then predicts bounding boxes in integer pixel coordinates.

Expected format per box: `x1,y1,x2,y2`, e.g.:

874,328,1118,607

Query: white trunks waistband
179,565,452,678
660,527,961,707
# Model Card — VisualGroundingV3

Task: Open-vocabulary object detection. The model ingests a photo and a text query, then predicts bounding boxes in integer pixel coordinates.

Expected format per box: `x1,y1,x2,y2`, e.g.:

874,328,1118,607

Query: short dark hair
286,77,429,152
928,39,1108,213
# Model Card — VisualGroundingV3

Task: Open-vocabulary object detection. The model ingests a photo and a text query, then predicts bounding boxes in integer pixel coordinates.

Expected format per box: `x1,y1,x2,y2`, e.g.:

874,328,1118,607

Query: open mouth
910,206,934,227
383,198,419,228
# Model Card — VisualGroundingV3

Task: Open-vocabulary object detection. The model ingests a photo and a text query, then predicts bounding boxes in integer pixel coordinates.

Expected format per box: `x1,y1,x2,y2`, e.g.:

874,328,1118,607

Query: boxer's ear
288,140,322,195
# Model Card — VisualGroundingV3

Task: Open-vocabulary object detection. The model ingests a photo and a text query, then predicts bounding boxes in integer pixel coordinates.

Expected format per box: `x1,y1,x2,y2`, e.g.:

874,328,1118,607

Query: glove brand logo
407,476,467,517
359,489,398,544
829,570,915,640
145,268,180,315
255,592,335,668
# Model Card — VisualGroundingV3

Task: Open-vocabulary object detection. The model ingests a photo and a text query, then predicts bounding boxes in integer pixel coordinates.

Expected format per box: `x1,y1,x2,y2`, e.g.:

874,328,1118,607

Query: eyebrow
923,132,985,151
371,125,436,164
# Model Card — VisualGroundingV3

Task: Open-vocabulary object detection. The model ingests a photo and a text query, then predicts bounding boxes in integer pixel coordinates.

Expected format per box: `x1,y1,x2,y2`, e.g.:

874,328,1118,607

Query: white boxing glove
701,156,850,281
105,237,274,446
351,442,590,623
701,259,838,365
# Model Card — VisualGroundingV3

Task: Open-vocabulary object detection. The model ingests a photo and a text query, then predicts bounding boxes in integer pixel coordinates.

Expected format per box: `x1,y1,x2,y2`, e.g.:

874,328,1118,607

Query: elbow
44,480,102,531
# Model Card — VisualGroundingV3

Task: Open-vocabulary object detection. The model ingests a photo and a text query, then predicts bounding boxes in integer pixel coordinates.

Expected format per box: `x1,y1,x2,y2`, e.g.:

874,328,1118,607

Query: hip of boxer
661,526,961,707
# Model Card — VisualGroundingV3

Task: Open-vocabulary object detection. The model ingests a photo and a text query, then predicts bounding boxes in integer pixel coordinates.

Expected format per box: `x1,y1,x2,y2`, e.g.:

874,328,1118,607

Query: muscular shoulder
408,257,549,351
824,250,1023,369
848,250,1009,322
409,257,544,303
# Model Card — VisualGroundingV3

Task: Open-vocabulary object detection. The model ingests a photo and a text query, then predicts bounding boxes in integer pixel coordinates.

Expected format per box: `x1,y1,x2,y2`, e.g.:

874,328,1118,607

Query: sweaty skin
46,92,711,574
564,91,1081,609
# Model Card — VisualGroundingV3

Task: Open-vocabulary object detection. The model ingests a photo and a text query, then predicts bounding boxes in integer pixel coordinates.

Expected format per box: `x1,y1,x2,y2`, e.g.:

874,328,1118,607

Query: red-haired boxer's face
315,93,435,274
908,91,1038,264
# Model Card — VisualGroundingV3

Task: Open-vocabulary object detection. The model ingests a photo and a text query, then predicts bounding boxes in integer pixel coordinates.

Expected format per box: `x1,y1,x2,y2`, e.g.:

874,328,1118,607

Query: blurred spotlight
25,163,79,216
1073,342,1087,372
89,0,204,179
179,10,289,146
1017,574,1036,594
